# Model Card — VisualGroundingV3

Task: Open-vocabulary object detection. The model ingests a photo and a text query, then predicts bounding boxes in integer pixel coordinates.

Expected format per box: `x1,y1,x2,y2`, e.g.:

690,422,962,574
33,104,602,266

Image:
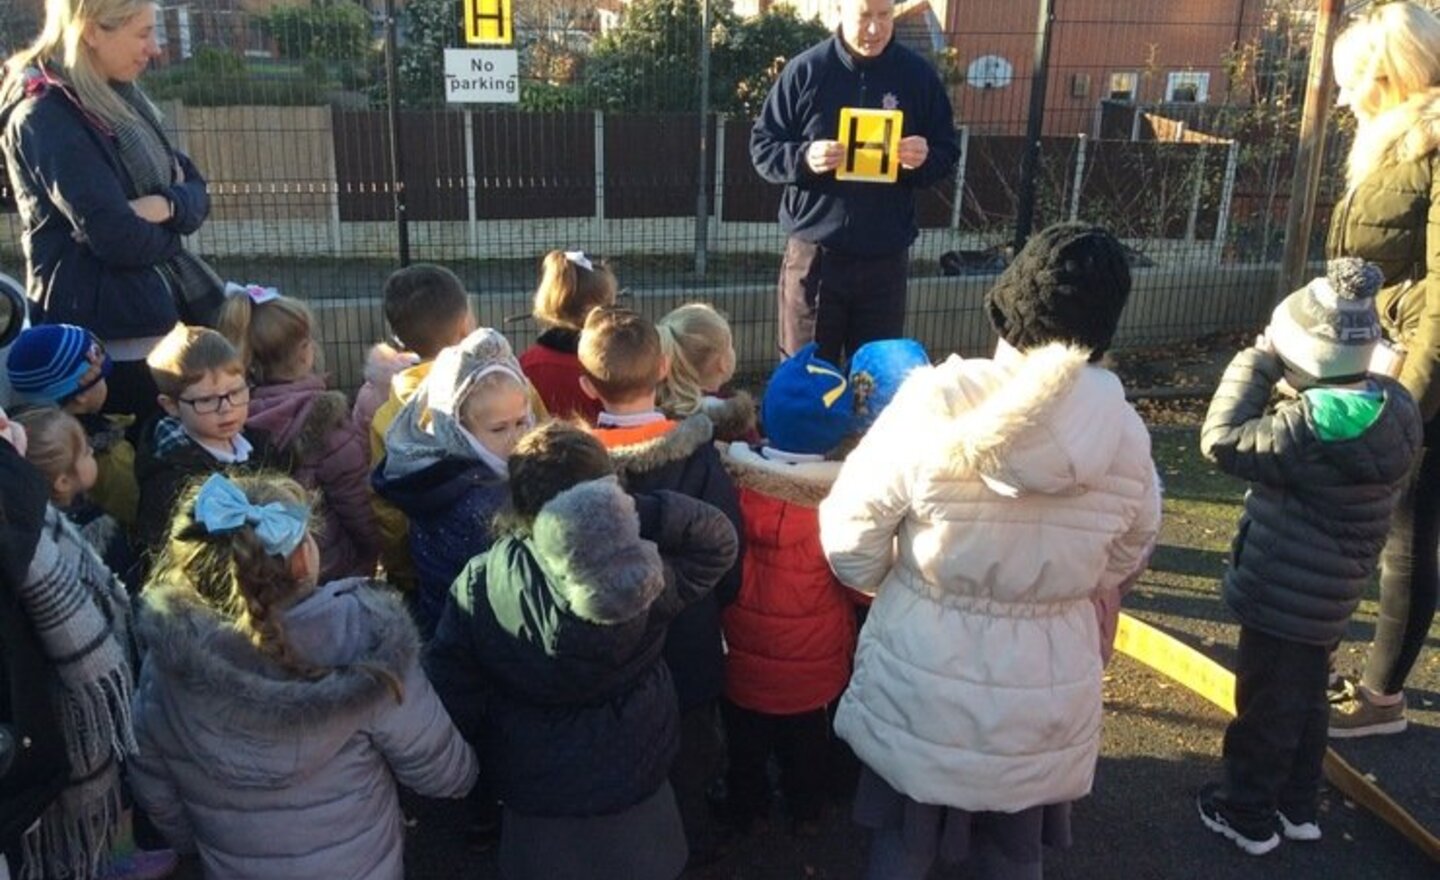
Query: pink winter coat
247,376,380,581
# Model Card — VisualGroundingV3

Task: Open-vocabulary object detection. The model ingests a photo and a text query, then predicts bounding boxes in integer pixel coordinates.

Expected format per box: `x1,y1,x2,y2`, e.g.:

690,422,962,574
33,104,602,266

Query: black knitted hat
985,223,1132,359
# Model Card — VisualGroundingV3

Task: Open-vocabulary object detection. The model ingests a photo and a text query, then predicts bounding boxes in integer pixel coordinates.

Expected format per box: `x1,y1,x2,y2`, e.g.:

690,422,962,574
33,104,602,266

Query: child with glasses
219,285,380,583
133,325,285,560
5,323,141,532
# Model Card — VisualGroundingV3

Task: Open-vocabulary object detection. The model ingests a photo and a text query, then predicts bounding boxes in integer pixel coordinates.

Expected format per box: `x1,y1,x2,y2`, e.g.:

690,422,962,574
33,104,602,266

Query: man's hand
899,135,929,170
1254,329,1275,354
805,140,844,174
129,195,171,224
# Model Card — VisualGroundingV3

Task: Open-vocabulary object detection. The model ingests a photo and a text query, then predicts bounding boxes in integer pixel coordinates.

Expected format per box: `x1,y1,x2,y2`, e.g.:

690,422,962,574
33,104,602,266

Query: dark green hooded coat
1327,88,1440,442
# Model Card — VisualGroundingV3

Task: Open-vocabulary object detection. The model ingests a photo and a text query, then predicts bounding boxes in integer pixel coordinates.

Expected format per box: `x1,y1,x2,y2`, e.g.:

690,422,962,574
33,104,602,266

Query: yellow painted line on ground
1113,612,1440,862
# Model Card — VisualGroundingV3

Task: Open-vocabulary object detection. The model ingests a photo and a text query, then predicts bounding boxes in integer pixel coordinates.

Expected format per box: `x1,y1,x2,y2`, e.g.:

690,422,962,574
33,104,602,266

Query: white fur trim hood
915,343,1126,497
1347,86,1440,187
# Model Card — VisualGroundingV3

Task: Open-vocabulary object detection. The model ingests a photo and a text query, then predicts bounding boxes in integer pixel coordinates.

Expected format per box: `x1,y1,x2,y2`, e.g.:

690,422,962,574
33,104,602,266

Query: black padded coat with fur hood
594,413,745,711
426,478,739,818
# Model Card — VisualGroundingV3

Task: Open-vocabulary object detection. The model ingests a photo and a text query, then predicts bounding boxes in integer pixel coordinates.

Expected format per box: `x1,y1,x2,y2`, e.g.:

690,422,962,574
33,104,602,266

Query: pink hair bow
224,282,281,305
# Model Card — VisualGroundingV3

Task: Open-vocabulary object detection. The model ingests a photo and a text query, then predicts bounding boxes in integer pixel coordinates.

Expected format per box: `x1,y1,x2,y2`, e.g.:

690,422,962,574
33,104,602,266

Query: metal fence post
1014,0,1058,252
713,114,727,249
1185,143,1208,242
1068,133,1087,222
951,125,969,231
324,106,343,255
594,110,607,253
464,110,479,256
695,0,712,278
382,0,410,266
1212,139,1240,265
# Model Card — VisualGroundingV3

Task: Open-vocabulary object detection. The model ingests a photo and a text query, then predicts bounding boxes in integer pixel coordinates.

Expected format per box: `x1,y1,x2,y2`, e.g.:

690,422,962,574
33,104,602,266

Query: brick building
945,0,1264,135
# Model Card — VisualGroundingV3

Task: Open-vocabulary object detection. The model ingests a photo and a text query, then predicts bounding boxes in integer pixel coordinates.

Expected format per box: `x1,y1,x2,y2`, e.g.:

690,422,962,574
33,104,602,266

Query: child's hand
0,407,27,457
1253,330,1275,354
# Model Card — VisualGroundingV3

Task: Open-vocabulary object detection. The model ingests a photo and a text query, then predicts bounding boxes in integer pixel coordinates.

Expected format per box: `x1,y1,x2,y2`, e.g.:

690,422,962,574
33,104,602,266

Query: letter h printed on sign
465,0,513,46
835,108,904,183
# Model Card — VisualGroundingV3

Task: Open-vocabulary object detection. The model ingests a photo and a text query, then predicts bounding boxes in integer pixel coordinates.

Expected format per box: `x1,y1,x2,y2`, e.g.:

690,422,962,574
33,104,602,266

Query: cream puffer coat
820,343,1161,812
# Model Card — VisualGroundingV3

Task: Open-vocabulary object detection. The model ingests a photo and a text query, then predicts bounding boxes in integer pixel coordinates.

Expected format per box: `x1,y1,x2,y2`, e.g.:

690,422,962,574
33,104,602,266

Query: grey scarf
110,82,224,326
16,507,136,880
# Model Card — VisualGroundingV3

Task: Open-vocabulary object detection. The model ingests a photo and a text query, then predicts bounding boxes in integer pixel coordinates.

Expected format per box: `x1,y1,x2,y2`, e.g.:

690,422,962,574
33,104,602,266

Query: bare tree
514,0,597,84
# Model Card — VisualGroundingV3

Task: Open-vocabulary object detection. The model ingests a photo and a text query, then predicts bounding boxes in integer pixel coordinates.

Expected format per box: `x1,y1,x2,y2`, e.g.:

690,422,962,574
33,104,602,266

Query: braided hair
149,472,324,681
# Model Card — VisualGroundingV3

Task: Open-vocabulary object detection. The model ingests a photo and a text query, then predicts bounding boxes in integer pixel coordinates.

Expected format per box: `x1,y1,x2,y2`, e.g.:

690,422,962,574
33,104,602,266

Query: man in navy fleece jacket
751,0,958,366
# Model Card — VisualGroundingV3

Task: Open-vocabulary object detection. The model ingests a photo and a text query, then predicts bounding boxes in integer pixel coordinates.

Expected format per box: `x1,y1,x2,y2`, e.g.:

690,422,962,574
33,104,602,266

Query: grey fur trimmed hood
604,412,715,473
531,476,665,625
699,392,758,442
136,578,417,759
719,441,840,508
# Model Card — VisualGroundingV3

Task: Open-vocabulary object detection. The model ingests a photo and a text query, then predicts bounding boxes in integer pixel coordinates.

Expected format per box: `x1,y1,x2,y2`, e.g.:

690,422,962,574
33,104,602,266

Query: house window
1108,71,1138,102
1166,71,1210,103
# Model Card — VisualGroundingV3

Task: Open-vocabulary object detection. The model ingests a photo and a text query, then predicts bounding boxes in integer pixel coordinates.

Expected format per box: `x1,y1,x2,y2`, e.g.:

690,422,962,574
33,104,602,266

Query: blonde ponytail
532,250,618,331
656,303,733,418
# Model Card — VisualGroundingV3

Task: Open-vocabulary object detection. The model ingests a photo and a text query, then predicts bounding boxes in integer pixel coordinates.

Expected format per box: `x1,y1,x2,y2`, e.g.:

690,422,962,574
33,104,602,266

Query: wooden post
1277,0,1343,301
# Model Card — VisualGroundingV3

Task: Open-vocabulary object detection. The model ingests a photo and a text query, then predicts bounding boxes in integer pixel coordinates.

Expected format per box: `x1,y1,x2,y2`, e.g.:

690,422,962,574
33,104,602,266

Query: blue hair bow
193,474,309,557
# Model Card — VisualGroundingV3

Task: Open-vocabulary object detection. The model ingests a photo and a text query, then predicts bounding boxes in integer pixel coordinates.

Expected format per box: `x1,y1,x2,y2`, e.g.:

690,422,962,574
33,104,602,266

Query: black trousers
669,701,725,853
1217,626,1330,824
1363,444,1440,696
721,700,830,823
777,237,908,365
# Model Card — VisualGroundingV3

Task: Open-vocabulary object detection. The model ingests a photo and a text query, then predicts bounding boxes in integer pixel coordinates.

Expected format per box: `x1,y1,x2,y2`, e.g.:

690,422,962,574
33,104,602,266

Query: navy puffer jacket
1202,348,1423,645
371,455,506,638
426,480,738,818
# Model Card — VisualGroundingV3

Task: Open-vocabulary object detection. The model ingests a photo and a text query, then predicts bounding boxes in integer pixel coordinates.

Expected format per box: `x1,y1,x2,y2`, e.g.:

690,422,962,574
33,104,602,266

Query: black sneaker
1196,784,1280,856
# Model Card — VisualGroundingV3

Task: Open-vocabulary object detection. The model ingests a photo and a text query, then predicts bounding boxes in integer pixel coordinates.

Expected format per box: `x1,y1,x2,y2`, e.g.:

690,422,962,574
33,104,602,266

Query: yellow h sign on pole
465,0,513,46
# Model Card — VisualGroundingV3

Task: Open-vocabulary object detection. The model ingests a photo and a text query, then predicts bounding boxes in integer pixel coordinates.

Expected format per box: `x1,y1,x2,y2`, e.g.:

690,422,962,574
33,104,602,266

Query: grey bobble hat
1268,257,1383,384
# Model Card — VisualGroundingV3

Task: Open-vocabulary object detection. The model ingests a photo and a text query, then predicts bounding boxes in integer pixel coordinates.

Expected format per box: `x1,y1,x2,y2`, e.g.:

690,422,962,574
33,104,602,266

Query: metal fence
0,0,1344,389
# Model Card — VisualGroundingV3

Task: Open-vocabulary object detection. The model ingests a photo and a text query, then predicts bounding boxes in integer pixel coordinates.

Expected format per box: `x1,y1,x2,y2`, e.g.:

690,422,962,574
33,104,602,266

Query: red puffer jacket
720,441,859,715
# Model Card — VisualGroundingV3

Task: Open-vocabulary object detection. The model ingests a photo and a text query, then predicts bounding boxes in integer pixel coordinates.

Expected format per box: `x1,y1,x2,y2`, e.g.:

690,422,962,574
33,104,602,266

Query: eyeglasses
178,384,252,415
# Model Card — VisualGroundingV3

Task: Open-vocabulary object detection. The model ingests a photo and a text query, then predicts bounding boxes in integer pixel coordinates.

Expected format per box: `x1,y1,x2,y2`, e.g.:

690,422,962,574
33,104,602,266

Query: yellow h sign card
835,108,904,183
465,0,513,46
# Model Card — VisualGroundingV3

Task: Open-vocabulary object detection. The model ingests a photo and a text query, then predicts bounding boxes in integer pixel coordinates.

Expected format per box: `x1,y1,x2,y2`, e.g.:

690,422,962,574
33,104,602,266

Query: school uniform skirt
498,781,687,880
853,765,1073,880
